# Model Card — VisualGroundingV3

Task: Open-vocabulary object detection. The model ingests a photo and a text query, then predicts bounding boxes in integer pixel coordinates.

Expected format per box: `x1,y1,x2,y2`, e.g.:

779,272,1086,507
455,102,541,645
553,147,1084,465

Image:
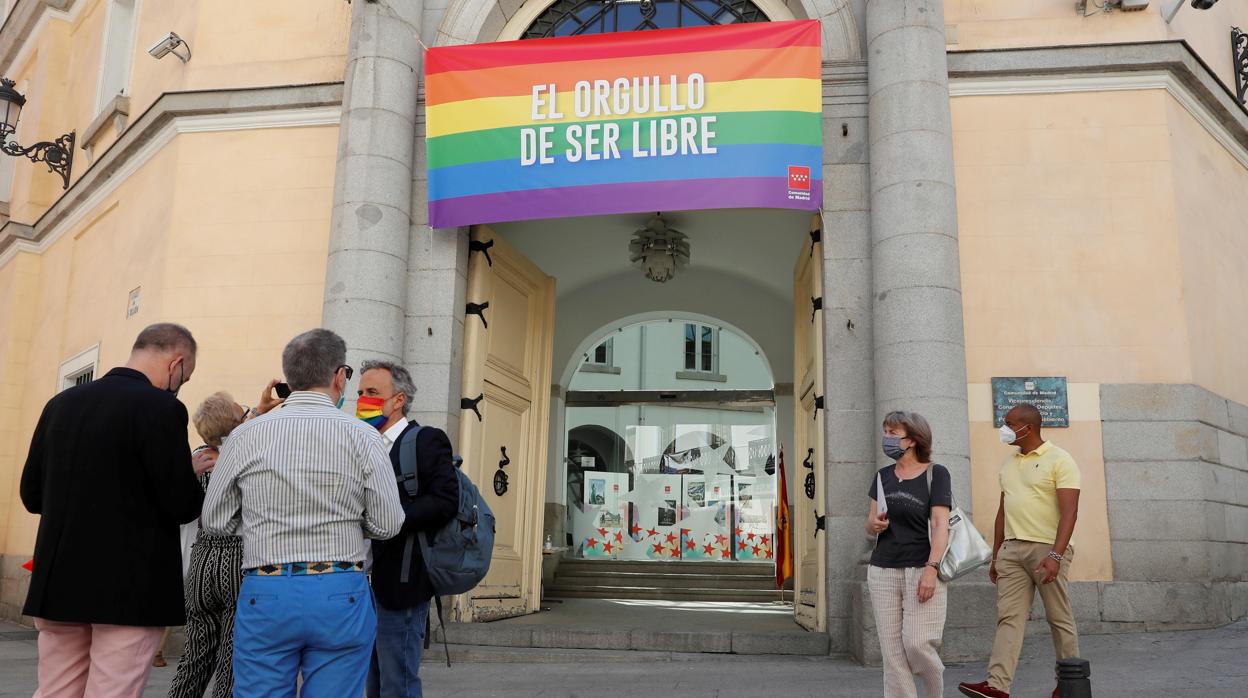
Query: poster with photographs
574,472,629,559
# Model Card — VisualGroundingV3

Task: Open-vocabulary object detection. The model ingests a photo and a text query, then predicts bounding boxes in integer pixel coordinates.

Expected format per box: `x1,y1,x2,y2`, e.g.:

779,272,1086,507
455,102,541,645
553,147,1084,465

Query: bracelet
924,561,939,570
1048,551,1064,562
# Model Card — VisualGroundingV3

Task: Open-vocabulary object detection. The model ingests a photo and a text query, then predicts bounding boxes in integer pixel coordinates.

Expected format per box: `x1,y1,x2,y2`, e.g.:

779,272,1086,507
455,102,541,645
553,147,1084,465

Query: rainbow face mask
356,396,387,430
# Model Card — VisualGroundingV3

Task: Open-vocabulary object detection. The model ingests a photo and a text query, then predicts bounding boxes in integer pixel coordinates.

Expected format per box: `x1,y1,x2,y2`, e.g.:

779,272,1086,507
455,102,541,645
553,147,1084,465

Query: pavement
2,618,1245,697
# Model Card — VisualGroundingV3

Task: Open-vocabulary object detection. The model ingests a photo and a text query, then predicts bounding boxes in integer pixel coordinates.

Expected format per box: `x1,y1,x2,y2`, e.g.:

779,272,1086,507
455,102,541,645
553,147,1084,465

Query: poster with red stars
679,474,733,560
573,472,629,559
733,474,776,561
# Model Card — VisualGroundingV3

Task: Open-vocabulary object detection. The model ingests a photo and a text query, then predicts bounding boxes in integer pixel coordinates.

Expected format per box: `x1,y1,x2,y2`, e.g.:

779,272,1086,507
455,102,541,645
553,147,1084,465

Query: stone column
865,0,971,504
820,63,875,653
323,0,424,381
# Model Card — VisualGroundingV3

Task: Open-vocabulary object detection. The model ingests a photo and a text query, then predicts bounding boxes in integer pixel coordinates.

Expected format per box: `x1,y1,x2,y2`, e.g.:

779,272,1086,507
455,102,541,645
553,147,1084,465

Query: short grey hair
360,359,415,416
132,322,197,355
282,329,347,391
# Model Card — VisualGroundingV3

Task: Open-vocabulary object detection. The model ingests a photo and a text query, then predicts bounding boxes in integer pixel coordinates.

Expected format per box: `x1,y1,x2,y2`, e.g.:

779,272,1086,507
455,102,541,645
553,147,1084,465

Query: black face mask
166,362,184,396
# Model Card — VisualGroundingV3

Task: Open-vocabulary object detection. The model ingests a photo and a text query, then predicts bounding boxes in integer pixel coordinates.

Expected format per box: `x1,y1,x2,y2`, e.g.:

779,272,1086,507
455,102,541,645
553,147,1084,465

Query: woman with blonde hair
865,410,952,698
166,382,282,698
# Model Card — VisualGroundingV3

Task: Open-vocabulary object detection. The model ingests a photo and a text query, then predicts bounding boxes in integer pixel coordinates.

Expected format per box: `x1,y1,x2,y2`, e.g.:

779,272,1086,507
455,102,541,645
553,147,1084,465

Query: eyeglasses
336,364,354,381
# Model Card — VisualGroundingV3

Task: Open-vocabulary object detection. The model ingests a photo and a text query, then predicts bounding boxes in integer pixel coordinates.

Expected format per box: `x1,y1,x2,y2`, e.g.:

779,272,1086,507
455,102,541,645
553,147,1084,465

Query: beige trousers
867,565,948,698
988,540,1080,692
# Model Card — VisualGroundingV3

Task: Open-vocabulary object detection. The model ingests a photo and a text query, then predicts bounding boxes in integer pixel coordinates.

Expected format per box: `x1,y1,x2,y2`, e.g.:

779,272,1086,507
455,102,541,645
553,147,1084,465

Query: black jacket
20,367,204,626
370,421,459,610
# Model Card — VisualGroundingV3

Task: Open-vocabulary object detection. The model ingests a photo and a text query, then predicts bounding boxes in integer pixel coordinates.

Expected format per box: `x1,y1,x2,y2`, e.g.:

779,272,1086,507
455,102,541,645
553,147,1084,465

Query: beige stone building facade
0,0,1245,661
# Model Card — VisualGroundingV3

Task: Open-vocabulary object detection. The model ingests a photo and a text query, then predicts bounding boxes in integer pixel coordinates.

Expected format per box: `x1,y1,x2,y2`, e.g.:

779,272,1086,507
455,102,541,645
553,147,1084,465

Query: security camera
1190,0,1219,8
147,32,191,62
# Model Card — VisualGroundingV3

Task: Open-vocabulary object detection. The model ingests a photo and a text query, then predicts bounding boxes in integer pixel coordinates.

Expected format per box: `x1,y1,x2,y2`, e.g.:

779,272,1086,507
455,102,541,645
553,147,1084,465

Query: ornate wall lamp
0,78,74,189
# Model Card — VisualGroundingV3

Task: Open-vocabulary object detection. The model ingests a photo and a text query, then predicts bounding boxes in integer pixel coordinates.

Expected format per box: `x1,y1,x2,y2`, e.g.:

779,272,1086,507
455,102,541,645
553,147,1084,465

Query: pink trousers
33,618,165,698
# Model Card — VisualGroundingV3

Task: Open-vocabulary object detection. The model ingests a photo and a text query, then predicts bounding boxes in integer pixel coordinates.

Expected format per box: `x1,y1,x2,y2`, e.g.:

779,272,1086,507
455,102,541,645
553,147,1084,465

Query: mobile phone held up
274,382,292,399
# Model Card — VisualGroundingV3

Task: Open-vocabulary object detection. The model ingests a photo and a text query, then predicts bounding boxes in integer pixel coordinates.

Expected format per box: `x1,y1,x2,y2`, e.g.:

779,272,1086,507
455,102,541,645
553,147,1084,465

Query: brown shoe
958,681,1008,698
152,651,166,668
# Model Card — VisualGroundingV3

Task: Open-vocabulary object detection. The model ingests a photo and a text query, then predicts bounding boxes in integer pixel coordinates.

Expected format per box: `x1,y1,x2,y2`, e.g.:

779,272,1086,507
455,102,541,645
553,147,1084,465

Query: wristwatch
1048,551,1064,562
924,561,940,570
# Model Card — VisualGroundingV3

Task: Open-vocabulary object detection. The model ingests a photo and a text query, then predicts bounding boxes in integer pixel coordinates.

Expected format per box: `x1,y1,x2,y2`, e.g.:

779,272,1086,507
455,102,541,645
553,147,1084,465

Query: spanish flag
775,449,792,590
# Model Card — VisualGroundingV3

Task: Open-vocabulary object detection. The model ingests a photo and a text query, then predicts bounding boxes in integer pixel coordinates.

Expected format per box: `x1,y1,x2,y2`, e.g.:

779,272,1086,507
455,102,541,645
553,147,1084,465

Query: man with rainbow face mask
356,360,459,698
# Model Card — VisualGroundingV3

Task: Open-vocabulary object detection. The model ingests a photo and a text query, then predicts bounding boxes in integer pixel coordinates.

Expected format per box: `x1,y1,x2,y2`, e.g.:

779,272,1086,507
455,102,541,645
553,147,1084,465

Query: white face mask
998,424,1018,444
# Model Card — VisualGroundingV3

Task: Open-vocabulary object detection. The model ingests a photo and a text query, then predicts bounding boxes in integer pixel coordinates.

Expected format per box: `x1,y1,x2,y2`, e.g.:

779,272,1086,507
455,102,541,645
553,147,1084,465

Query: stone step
553,571,780,590
546,585,794,602
421,643,833,664
432,623,827,656
554,559,773,577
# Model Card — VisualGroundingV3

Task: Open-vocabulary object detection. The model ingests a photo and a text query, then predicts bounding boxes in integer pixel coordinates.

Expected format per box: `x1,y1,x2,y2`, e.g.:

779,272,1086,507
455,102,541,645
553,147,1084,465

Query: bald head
1007,404,1042,429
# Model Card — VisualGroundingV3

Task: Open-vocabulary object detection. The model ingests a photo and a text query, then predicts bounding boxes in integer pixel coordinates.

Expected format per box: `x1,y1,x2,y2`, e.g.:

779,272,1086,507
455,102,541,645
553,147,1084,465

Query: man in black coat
20,323,211,698
355,360,458,698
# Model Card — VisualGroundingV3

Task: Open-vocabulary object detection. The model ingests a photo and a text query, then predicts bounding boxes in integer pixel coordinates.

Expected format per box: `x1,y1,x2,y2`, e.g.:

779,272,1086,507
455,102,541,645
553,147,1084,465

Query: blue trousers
232,571,375,698
366,599,431,698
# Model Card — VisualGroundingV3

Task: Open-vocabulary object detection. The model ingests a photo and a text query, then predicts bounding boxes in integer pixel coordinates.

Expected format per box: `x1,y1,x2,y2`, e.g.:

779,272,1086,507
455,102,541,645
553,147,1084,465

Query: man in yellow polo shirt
959,404,1081,698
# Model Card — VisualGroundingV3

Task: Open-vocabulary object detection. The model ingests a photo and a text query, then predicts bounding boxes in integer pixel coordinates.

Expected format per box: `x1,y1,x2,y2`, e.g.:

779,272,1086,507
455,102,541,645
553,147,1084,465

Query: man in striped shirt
202,328,404,697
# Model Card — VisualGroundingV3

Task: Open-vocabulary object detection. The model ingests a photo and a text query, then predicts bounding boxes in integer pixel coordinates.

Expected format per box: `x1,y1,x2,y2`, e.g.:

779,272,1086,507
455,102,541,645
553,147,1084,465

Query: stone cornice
0,0,73,72
0,82,343,265
947,41,1248,157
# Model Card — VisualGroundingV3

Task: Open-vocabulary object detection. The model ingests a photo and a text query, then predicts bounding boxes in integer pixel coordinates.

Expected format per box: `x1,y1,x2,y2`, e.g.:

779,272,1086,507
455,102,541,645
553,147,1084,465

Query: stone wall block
826,256,871,314
1228,400,1248,437
1110,541,1211,582
338,106,415,167
328,200,411,262
864,0,945,45
866,29,949,92
404,314,456,366
869,130,956,193
322,300,406,363
1216,429,1248,471
870,179,960,243
335,152,414,215
1101,421,1219,463
1099,384,1231,431
822,208,872,261
342,56,420,124
872,233,964,302
1209,541,1248,579
1106,499,1212,542
405,266,460,317
873,338,969,406
823,116,869,165
408,362,454,418
824,357,874,413
824,308,873,360
868,80,954,146
825,407,879,468
324,249,409,310
942,579,1001,628
822,163,870,211
1104,460,1213,502
348,3,422,67
1100,582,1220,624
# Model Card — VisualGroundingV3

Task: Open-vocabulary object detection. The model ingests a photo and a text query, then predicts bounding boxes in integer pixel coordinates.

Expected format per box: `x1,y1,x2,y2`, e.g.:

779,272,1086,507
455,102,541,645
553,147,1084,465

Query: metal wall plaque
991,377,1069,427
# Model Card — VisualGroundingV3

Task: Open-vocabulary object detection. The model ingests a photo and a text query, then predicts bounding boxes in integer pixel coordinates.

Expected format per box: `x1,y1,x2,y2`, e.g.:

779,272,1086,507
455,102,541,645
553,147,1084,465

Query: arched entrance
440,0,833,632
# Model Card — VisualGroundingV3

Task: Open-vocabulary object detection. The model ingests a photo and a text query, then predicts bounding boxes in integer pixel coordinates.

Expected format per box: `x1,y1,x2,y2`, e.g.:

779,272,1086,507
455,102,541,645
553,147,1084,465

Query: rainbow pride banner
425,20,822,228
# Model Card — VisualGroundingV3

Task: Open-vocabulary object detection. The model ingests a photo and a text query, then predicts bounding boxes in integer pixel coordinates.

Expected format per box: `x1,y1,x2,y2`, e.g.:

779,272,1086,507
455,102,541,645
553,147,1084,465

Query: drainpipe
323,0,424,394
865,0,973,506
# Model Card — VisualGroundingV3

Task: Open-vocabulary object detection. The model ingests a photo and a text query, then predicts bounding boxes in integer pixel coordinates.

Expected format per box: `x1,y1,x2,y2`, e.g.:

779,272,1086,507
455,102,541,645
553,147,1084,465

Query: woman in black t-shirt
865,411,952,698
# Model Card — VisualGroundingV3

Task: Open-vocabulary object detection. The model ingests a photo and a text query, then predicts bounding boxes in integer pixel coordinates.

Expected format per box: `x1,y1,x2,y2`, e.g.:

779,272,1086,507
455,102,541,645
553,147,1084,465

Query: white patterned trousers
867,565,949,698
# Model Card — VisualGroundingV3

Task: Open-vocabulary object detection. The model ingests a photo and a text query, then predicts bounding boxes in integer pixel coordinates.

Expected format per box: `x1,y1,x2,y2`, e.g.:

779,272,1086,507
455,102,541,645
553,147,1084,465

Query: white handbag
926,466,993,582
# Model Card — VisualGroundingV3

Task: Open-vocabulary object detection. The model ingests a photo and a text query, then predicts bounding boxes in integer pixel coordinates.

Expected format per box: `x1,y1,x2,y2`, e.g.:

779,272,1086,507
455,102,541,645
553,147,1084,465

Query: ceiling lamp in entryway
628,214,690,283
